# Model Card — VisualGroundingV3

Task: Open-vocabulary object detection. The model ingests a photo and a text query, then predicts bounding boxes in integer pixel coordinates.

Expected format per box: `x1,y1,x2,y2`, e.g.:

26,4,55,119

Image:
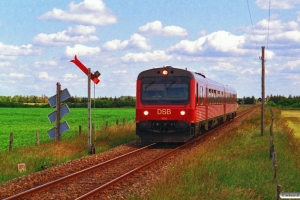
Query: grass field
2,106,300,198
130,108,300,199
281,110,300,138
0,107,137,183
0,107,135,151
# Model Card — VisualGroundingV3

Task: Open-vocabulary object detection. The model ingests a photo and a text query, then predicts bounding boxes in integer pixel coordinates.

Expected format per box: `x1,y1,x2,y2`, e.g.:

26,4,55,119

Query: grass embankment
131,108,300,199
0,121,138,184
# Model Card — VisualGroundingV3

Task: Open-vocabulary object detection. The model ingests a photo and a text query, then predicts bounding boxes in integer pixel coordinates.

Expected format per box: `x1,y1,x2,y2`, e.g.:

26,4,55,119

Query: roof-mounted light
162,70,168,75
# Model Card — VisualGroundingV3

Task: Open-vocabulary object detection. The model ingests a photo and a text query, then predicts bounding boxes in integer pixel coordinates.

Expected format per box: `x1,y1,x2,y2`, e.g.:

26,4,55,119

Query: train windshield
141,77,190,104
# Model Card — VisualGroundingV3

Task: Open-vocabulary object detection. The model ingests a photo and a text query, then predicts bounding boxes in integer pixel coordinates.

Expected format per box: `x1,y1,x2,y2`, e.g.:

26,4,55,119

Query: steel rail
5,106,256,200
76,106,256,199
3,143,156,200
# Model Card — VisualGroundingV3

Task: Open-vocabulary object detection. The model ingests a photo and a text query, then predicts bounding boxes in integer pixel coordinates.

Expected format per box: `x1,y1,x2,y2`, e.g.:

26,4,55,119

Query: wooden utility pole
261,46,265,136
56,82,61,141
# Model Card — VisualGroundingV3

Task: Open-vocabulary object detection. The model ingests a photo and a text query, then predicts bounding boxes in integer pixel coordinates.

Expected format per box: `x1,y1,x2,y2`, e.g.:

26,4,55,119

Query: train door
223,89,226,116
205,86,208,121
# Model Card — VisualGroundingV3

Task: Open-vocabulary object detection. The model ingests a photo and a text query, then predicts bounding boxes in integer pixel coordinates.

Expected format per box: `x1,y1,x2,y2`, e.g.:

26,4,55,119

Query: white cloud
38,0,117,26
168,31,246,57
38,72,56,81
283,60,300,71
241,18,300,53
250,19,298,35
127,34,152,50
63,73,78,82
67,25,97,36
284,73,300,86
65,44,101,57
0,61,11,67
0,42,43,59
240,68,261,75
33,26,99,46
121,50,172,63
255,0,300,9
103,40,128,51
113,70,127,74
34,60,57,67
9,73,30,78
138,20,188,37
103,33,151,51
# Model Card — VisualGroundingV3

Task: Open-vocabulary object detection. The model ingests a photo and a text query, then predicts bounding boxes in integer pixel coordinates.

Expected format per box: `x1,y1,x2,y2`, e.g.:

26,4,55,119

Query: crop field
0,108,135,151
281,110,300,138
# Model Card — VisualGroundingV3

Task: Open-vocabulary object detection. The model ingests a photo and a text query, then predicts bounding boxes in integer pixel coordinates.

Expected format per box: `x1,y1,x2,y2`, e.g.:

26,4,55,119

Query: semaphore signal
70,55,101,154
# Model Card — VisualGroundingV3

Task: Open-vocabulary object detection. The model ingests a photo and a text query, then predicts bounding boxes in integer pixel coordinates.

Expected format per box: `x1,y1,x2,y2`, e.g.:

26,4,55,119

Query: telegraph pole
261,46,265,136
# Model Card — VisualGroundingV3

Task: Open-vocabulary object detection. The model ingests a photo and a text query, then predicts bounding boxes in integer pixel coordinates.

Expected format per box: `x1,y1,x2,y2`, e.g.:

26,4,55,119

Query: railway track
3,106,256,199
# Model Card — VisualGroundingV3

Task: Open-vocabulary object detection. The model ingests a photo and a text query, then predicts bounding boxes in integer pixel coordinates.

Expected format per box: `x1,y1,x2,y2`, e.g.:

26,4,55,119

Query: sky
0,0,300,98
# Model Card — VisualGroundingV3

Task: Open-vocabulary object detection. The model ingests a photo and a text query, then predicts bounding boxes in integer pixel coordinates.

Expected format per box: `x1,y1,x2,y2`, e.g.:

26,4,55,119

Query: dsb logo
157,109,171,115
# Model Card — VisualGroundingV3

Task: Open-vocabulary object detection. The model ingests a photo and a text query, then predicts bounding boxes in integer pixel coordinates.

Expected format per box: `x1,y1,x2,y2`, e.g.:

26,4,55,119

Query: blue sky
0,0,300,98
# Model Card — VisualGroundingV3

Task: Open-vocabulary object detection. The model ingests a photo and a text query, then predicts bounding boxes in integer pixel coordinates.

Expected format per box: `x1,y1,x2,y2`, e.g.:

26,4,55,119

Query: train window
141,77,190,105
209,89,212,104
200,86,203,105
210,90,212,104
214,90,216,104
196,83,199,105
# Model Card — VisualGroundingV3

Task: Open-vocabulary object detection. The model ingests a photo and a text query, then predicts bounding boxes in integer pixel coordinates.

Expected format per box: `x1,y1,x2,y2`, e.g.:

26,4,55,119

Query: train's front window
141,77,190,104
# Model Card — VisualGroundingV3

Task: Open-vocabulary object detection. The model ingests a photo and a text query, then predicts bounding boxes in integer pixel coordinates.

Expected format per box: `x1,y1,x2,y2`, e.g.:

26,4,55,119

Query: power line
246,0,258,50
267,0,271,51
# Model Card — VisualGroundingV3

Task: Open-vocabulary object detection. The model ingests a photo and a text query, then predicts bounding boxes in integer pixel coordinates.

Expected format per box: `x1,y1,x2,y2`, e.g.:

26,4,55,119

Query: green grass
130,108,300,199
0,107,137,183
0,107,135,151
0,122,138,184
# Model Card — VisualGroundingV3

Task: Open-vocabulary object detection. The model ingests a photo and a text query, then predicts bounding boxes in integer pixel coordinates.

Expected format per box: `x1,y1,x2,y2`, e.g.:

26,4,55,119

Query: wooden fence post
272,152,277,181
36,130,40,145
105,121,108,129
79,125,82,135
9,132,13,151
116,119,118,125
92,123,95,135
123,118,126,125
276,184,281,200
269,138,274,159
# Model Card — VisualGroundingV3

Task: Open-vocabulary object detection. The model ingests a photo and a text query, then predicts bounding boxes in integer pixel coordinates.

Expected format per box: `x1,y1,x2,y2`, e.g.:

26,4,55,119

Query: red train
136,66,237,142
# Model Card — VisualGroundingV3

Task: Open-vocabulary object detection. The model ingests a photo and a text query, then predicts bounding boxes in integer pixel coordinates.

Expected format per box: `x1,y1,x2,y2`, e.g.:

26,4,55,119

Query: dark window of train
196,83,199,105
209,89,211,104
200,86,203,105
140,76,190,105
214,90,216,104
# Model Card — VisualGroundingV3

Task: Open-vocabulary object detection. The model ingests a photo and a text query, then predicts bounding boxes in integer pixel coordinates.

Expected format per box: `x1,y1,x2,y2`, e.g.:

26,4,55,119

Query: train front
136,66,195,143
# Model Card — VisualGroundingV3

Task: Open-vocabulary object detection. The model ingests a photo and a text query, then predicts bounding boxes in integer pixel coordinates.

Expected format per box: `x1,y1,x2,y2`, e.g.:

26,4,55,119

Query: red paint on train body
136,66,237,142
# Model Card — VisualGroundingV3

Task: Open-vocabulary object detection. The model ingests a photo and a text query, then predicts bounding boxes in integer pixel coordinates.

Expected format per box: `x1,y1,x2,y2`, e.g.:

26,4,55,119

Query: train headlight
144,110,149,115
180,110,185,115
162,70,168,75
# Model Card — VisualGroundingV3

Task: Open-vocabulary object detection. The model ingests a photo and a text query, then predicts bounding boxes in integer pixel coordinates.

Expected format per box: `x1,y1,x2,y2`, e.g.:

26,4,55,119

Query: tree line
0,95,136,108
0,94,299,108
267,94,300,109
235,95,300,109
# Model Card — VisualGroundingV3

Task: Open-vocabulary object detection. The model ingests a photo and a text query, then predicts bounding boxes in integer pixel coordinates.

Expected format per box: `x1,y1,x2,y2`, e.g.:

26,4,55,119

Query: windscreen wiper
166,81,176,90
144,81,155,90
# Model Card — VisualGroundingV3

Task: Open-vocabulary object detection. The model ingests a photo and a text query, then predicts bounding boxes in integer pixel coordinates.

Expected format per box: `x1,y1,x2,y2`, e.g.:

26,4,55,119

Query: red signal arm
70,55,100,84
